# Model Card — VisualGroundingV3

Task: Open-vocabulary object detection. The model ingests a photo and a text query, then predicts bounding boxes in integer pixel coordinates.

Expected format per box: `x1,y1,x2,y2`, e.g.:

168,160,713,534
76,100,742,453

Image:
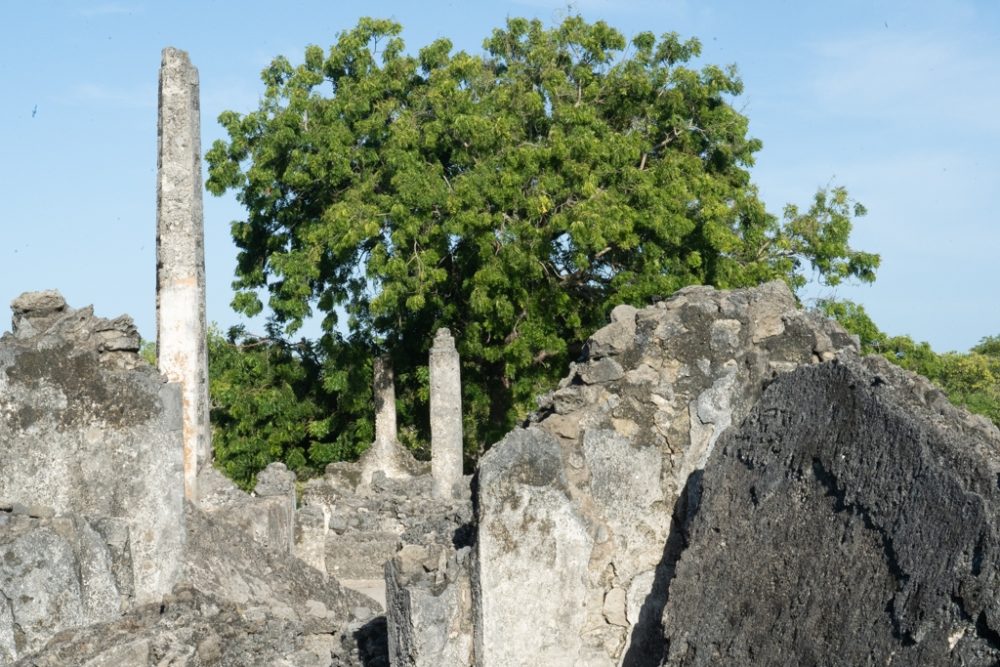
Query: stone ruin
4,45,1000,667
7,278,1000,666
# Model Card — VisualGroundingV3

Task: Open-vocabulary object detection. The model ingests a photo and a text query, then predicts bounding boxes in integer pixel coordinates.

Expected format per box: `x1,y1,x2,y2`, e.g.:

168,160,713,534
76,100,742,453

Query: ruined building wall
473,281,860,666
0,292,185,606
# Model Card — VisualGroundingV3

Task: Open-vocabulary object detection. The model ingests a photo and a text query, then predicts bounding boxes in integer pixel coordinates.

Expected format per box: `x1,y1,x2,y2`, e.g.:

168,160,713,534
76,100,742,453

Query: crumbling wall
300,464,472,601
0,292,185,606
199,462,297,555
474,281,859,666
386,544,474,666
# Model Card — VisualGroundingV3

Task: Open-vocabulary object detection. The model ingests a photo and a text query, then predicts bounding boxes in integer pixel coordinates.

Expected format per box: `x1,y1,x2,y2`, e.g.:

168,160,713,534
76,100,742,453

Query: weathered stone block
327,532,402,580
0,294,184,606
475,427,594,666
0,512,127,662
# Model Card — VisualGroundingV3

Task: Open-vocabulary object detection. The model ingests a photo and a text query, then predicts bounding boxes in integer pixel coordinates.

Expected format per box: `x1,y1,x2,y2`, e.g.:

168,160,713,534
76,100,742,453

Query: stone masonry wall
474,281,859,666
0,292,185,606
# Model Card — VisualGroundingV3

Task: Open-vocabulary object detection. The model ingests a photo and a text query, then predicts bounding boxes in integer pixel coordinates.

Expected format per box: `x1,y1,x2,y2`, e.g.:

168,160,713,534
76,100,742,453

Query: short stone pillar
156,47,211,502
253,462,297,554
429,328,463,499
359,356,425,484
374,355,398,446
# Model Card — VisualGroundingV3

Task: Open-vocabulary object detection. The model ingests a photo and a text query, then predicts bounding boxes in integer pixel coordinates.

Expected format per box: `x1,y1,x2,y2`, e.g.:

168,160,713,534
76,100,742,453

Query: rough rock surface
300,461,474,664
475,281,858,665
301,467,472,584
661,355,1000,666
182,504,376,634
386,544,474,666
0,292,184,606
199,463,297,555
0,507,131,662
1,293,383,666
13,585,365,667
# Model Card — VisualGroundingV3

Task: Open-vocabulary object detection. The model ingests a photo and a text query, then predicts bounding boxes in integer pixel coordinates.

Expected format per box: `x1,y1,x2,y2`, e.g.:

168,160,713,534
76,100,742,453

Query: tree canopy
206,15,879,469
820,300,1000,427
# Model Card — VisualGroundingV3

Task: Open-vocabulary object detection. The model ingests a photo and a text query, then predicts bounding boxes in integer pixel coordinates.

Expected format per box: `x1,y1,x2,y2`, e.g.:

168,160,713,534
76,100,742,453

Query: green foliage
207,16,878,460
207,325,369,489
819,299,1000,427
139,339,157,367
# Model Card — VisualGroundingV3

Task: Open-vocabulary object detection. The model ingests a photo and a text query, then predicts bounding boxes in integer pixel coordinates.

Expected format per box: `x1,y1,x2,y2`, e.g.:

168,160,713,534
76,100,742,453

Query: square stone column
156,47,211,502
429,328,463,499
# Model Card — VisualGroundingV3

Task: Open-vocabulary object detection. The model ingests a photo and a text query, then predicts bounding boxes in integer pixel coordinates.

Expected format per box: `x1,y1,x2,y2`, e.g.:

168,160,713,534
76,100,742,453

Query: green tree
207,16,878,460
207,325,369,489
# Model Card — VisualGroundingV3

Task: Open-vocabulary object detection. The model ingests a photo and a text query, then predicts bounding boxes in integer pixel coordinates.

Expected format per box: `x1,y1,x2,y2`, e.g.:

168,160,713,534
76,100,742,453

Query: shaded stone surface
386,544,474,666
199,463,297,555
12,586,349,667
661,355,1000,666
0,510,129,662
182,504,375,635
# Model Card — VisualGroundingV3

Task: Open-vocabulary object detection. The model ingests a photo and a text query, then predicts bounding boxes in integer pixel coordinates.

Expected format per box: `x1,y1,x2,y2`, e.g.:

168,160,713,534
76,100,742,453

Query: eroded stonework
662,355,1000,666
0,291,184,609
475,281,859,666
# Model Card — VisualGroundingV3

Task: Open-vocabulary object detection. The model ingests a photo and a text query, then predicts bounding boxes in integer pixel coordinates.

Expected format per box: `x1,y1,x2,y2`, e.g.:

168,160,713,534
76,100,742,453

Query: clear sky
1,1,997,352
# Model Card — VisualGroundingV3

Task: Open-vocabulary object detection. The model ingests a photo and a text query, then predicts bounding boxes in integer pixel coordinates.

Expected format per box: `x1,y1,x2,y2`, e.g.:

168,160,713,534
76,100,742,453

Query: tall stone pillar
156,47,211,502
429,328,463,499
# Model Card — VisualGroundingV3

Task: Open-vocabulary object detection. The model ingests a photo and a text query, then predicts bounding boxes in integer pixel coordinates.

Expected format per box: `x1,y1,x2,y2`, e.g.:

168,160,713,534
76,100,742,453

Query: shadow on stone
353,615,389,667
622,469,702,667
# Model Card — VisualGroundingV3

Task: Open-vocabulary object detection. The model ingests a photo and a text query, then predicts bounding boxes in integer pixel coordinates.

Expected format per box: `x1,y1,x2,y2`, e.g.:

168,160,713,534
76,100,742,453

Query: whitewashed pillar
156,47,211,502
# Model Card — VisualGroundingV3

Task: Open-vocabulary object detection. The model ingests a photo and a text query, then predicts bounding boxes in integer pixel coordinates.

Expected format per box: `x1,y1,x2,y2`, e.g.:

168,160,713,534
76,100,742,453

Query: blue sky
1,1,997,352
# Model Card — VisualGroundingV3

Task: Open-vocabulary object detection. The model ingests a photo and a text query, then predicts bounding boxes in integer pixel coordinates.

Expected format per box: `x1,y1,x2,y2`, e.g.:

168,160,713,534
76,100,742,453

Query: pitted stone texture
430,328,464,499
0,510,130,663
662,356,1000,666
300,466,472,605
182,504,376,637
0,294,184,607
386,544,474,666
198,463,297,555
8,290,141,369
13,586,346,667
476,427,596,666
475,281,858,665
296,504,331,576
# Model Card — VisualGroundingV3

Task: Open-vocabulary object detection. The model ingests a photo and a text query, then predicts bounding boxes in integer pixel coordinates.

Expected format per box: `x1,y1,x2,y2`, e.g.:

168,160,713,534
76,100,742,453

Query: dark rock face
662,356,1000,666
